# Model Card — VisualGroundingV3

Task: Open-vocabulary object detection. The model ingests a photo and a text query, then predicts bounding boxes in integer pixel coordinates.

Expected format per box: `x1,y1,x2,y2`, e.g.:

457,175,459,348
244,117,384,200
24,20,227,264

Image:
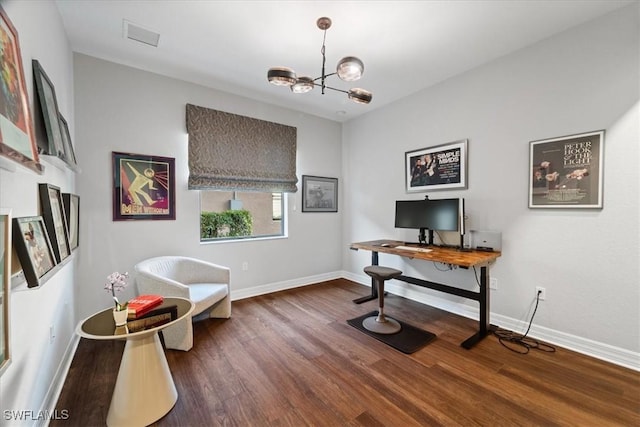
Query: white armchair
134,256,231,351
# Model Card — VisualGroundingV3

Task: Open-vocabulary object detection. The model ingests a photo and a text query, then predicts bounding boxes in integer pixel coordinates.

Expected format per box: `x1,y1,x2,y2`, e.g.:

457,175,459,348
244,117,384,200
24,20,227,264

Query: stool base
363,315,401,335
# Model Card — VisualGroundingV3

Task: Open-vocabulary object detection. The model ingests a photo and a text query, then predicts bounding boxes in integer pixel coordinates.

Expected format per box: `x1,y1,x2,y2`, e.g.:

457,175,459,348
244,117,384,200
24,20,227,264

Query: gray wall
1,1,638,421
343,4,639,360
73,54,344,321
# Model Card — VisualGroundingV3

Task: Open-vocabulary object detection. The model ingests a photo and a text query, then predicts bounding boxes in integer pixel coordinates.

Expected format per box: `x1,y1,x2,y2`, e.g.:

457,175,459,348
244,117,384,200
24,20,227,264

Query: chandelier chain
320,29,327,94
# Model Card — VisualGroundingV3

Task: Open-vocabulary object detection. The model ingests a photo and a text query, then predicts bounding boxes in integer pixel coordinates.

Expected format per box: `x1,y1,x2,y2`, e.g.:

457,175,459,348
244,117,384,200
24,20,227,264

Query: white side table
77,297,194,427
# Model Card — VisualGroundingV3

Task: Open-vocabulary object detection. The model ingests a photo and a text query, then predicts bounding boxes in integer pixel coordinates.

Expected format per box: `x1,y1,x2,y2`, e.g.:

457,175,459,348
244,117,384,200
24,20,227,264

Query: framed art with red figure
0,6,43,174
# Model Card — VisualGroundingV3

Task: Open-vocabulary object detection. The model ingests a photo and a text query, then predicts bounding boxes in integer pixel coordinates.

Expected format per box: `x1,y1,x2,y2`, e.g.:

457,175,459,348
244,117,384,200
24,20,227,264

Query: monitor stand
459,233,471,252
417,228,434,246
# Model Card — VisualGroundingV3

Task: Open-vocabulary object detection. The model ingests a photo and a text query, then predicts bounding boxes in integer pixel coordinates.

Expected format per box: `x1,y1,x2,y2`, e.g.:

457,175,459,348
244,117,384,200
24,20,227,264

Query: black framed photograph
38,183,70,263
62,193,79,250
529,130,604,209
12,216,57,288
112,151,176,221
58,114,78,171
0,209,11,376
0,6,42,174
32,59,65,159
405,139,468,192
302,175,338,212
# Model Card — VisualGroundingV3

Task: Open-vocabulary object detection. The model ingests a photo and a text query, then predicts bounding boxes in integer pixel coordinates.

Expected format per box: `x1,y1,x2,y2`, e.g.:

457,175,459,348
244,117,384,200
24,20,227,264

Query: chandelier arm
306,80,349,94
312,72,337,83
322,85,349,95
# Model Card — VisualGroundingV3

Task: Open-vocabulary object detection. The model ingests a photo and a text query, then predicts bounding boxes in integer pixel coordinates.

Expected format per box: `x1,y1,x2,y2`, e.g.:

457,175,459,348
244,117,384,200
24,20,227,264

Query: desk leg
353,251,380,304
461,266,492,349
107,333,177,427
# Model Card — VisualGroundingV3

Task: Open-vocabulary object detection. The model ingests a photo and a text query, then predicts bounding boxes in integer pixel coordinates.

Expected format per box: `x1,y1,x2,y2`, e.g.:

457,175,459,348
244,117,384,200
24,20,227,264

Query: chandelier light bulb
336,57,364,82
291,77,315,93
348,88,372,104
267,67,297,86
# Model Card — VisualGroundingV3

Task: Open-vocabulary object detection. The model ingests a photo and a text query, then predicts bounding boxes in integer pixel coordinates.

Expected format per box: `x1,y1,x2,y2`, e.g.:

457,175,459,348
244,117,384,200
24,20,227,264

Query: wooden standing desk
350,239,501,349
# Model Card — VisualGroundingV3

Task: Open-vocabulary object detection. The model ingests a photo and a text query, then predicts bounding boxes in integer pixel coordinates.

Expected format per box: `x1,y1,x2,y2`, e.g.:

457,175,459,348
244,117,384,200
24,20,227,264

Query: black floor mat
347,311,436,354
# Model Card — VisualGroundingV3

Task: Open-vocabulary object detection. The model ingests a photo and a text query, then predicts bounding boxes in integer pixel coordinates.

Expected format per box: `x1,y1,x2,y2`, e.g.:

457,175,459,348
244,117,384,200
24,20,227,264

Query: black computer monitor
395,198,465,247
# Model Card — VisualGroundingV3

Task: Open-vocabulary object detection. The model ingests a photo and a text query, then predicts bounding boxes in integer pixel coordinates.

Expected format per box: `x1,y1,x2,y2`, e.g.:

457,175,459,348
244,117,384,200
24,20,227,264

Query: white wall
343,3,639,363
73,54,343,321
0,0,76,423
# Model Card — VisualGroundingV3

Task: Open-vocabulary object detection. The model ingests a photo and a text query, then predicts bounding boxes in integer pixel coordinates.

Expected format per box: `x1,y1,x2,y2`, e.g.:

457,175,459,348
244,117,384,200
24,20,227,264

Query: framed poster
406,139,468,192
302,175,338,212
38,183,71,263
0,6,42,174
12,216,57,288
112,151,176,221
529,130,604,209
62,193,79,250
32,59,65,159
0,209,11,376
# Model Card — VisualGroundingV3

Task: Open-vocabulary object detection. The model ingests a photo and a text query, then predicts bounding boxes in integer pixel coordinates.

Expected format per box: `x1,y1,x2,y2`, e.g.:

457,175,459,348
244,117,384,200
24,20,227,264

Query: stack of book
127,294,164,319
126,295,178,333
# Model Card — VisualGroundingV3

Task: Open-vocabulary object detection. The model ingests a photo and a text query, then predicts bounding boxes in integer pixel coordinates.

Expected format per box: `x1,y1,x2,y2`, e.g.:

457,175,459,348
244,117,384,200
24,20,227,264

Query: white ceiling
55,0,633,123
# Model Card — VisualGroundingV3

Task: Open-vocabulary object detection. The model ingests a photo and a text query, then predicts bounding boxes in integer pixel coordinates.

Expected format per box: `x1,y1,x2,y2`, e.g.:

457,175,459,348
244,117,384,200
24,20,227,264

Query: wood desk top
350,239,501,268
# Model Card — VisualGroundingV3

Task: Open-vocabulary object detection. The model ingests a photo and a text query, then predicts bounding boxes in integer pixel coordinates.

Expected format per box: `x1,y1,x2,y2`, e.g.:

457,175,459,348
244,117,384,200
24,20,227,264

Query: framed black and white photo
302,175,338,212
38,183,70,262
529,130,604,209
406,139,468,192
12,216,57,288
63,193,79,250
58,114,78,171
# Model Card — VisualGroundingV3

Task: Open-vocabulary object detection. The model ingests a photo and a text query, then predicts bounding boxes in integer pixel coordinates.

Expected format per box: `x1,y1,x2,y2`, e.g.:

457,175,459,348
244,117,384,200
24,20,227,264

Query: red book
127,294,164,319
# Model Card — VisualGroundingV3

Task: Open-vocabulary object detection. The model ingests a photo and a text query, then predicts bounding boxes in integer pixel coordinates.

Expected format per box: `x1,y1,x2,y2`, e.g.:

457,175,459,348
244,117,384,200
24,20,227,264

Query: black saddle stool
362,265,403,334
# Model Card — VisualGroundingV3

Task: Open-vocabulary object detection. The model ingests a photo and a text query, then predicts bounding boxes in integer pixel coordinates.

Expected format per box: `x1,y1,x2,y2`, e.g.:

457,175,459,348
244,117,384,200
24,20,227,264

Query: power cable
492,290,556,354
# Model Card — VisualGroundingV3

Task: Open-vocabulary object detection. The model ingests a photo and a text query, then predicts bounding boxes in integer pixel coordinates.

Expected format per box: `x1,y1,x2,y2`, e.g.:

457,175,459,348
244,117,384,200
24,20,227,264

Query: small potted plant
104,272,129,329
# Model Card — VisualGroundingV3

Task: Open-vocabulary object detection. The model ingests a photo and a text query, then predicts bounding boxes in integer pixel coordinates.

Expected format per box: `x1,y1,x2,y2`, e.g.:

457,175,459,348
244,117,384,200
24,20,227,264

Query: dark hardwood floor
53,279,640,426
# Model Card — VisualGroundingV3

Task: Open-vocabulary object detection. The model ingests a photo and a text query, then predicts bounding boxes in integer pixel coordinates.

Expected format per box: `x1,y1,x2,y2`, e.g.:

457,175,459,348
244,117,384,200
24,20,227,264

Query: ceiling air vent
123,20,160,47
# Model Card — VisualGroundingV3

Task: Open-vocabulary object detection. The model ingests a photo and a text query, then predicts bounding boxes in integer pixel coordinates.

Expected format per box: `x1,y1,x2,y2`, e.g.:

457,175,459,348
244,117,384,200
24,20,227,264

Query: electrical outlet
242,261,249,271
49,325,55,343
536,286,546,301
489,277,498,290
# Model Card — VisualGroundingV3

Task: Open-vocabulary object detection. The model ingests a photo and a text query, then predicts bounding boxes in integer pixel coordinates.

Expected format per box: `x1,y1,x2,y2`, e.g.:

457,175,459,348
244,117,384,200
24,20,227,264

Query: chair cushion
189,283,229,315
364,265,403,280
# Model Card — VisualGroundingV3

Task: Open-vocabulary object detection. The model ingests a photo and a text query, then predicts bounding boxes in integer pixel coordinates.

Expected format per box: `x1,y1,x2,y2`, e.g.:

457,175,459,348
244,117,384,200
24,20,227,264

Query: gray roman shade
186,104,298,192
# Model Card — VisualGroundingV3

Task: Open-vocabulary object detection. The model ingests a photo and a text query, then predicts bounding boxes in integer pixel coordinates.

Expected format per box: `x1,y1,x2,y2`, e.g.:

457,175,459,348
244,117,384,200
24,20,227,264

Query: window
186,104,296,242
272,193,282,220
200,191,285,241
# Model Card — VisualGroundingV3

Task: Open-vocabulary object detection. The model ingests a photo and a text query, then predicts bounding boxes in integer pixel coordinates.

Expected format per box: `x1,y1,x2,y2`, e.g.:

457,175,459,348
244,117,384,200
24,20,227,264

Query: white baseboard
230,271,344,301
343,271,640,372
39,334,80,427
